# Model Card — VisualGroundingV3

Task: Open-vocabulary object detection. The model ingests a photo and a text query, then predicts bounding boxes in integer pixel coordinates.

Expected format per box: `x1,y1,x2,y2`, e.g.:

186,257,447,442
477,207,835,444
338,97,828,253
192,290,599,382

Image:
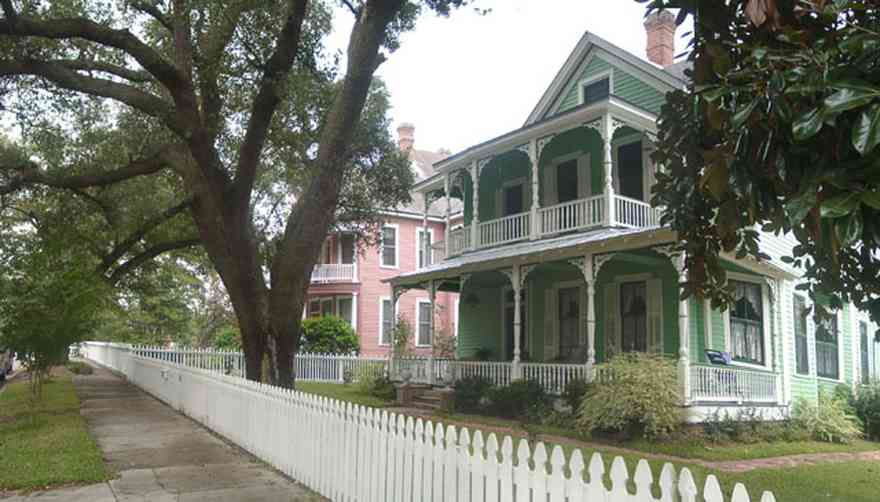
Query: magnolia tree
641,0,880,333
0,0,471,384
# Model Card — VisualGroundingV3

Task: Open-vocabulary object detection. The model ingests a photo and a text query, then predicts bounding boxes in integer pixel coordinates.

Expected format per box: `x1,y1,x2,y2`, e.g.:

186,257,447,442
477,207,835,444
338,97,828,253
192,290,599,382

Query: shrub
453,376,493,413
473,348,492,361
65,361,93,375
577,353,681,439
300,316,359,354
852,384,880,440
792,392,862,443
487,379,551,420
355,363,396,401
562,379,590,412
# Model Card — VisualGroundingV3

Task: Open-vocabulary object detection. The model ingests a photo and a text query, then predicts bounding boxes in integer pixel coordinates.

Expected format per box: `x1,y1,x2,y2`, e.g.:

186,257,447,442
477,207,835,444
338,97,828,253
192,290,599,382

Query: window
379,298,394,346
729,280,764,365
503,183,524,215
860,321,870,384
380,226,397,267
339,234,355,264
794,295,809,375
617,141,644,201
417,301,432,347
620,281,648,353
558,287,582,356
816,313,839,379
583,77,610,105
556,159,579,204
320,298,334,317
417,228,433,269
337,297,354,329
308,299,321,318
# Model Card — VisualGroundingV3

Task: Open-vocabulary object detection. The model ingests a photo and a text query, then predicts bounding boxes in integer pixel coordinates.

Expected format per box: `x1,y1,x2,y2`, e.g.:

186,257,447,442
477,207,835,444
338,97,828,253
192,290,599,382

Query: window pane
338,298,353,325
620,281,647,353
381,300,393,345
556,160,579,204
308,299,321,318
381,227,397,266
504,184,524,215
340,234,355,264
583,78,610,105
794,295,809,374
729,281,764,364
418,231,432,268
617,142,644,200
816,313,839,379
418,303,432,346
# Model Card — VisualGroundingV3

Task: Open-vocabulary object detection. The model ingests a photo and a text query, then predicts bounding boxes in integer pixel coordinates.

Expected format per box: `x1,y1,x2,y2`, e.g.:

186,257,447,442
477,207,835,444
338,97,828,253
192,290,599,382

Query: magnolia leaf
732,98,759,129
852,104,880,155
835,214,863,246
824,88,878,115
821,193,860,218
700,162,729,201
862,191,880,210
745,0,779,27
793,107,823,141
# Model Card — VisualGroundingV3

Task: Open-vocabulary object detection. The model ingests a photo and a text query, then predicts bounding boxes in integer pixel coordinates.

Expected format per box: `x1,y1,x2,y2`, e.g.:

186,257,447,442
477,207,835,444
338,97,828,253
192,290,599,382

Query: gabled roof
524,31,687,127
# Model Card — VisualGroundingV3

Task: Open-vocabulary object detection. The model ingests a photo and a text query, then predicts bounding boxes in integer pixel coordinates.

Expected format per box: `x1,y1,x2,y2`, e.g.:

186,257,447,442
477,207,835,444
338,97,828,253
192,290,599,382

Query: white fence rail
690,365,779,403
614,195,662,229
539,195,604,236
81,342,776,502
521,363,589,396
311,263,357,283
296,353,389,383
448,226,472,257
478,212,530,247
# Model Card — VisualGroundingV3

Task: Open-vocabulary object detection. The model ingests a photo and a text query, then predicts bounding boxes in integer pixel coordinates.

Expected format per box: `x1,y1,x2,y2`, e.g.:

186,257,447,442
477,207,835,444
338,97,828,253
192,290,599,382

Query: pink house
305,124,461,357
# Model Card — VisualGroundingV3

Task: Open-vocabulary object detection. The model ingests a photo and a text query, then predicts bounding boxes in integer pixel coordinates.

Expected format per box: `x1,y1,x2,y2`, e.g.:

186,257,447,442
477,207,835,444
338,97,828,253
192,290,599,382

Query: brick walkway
3,363,322,501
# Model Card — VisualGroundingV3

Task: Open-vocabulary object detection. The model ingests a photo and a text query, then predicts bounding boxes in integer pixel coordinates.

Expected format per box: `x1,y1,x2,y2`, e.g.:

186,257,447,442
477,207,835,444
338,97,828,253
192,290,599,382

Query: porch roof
387,227,797,288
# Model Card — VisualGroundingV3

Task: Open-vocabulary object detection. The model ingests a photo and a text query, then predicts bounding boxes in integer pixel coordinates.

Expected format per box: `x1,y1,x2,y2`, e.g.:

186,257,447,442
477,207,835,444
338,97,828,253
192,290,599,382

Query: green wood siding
552,54,667,118
456,286,502,359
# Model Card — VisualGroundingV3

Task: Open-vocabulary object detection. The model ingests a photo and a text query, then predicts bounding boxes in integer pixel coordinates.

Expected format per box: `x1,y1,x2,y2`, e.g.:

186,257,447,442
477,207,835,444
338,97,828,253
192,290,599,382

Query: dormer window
583,77,610,105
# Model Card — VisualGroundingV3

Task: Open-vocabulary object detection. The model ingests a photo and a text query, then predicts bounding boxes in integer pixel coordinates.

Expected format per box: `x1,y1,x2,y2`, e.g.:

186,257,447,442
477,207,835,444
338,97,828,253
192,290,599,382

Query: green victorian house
389,12,880,420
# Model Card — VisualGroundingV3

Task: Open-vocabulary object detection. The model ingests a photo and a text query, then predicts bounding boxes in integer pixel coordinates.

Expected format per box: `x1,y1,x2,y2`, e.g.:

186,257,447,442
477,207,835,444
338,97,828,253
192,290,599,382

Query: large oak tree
0,0,467,384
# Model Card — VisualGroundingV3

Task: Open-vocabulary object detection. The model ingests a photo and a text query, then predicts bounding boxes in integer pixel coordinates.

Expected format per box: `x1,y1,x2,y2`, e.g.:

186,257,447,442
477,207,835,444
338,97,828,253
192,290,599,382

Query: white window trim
335,295,356,331
378,296,395,347
549,151,591,201
415,299,433,348
415,227,435,270
722,272,773,371
577,69,613,106
379,223,399,269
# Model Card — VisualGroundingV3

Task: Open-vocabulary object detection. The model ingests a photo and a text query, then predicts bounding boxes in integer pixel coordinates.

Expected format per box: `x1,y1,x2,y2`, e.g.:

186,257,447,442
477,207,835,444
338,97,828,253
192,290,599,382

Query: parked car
0,348,13,381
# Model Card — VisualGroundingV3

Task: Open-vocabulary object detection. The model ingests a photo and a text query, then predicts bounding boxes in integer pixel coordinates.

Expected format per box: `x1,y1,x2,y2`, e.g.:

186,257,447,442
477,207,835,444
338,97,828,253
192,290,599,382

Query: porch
388,239,791,408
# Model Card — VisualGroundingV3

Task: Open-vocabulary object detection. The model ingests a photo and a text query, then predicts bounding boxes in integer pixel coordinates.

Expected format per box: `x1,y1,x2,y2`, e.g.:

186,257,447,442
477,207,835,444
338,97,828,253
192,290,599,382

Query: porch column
444,173,451,258
422,195,430,267
428,280,437,386
469,161,479,250
584,254,597,381
510,266,523,381
529,138,540,240
602,114,616,226
675,255,691,404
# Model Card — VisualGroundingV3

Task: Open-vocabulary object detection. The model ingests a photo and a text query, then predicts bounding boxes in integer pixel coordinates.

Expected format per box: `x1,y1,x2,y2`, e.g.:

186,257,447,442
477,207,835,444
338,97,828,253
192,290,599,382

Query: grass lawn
295,381,394,408
298,382,880,501
0,375,110,492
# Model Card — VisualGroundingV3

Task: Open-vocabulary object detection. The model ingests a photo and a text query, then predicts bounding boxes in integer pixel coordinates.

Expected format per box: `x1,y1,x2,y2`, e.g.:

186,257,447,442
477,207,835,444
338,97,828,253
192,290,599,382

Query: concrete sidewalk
3,364,321,501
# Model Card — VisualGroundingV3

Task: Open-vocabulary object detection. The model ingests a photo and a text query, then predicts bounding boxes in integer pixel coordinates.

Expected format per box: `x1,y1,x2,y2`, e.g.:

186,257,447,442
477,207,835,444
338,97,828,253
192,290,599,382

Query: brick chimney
397,122,415,152
644,10,676,67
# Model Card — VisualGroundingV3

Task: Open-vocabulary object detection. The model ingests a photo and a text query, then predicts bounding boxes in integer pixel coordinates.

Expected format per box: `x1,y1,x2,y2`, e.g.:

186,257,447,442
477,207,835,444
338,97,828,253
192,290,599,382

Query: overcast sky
327,1,692,154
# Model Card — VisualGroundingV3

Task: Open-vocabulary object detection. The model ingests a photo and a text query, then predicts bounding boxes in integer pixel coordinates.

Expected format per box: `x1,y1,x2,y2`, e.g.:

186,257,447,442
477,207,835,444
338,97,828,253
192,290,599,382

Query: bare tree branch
340,0,360,16
108,237,201,284
233,0,308,207
129,1,173,31
0,59,180,132
55,59,155,83
0,147,176,195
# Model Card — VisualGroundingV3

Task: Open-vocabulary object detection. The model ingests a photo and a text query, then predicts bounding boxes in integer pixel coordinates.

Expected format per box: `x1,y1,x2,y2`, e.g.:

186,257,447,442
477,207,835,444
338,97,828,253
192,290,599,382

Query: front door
504,289,527,360
620,281,648,352
558,287,582,360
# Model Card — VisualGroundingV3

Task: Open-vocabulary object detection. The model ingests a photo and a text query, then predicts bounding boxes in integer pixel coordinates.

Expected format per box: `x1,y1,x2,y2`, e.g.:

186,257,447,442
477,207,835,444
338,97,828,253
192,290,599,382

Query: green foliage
487,380,550,420
852,385,880,440
355,363,396,401
702,408,811,444
391,317,415,358
792,392,862,444
432,329,456,359
300,316,359,354
212,326,242,351
643,0,880,330
453,376,492,413
577,353,681,439
65,362,94,376
562,379,590,412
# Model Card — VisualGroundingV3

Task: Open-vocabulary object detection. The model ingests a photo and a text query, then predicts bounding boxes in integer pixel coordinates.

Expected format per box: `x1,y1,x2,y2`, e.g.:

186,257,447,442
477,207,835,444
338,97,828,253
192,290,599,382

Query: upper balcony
415,100,663,259
311,233,358,284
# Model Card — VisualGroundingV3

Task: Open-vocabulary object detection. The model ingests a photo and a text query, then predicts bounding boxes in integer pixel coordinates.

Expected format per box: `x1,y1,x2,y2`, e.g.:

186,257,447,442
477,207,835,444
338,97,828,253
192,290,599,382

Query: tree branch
340,0,360,16
232,0,308,207
99,197,194,275
55,59,155,83
0,12,184,93
0,147,176,196
108,237,201,284
0,59,180,132
129,1,173,31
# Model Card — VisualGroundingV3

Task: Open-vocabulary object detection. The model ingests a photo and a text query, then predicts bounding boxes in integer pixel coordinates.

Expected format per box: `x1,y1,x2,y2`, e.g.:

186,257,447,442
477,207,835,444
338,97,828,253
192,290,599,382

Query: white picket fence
296,353,389,383
80,341,775,502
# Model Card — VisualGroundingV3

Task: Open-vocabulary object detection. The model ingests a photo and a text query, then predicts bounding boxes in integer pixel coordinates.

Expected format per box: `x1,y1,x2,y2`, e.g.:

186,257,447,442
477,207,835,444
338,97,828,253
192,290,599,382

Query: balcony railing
478,211,530,248
310,263,357,283
690,364,780,403
445,194,664,257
